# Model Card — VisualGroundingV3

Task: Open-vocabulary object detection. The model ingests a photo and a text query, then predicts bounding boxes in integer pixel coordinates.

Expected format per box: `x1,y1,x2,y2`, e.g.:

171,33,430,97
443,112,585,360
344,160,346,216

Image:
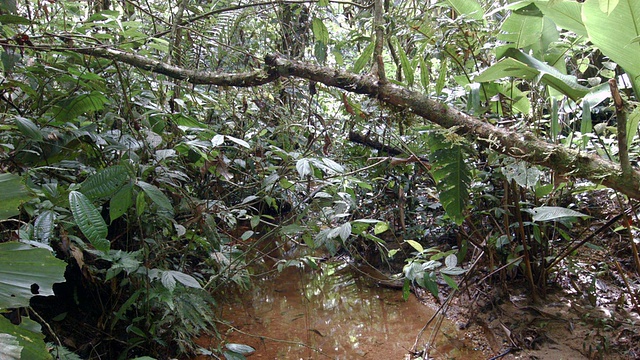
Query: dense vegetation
1,0,639,358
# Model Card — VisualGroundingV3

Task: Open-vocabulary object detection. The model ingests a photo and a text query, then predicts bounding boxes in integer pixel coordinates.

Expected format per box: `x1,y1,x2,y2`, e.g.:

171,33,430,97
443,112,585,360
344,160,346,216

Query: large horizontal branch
34,45,640,199
264,54,640,199
69,46,278,86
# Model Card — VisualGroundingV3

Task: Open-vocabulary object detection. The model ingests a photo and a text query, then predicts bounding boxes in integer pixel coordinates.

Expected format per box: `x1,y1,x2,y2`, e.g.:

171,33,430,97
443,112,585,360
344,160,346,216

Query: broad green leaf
475,48,590,100
353,41,375,74
421,274,439,298
110,183,133,222
14,116,43,141
0,242,66,308
446,0,484,20
374,221,389,234
311,17,329,44
136,181,173,213
69,191,109,252
0,317,50,360
54,91,109,122
404,239,424,253
80,165,130,201
582,0,640,95
600,0,619,15
530,206,589,221
498,12,543,49
537,0,587,37
0,173,34,219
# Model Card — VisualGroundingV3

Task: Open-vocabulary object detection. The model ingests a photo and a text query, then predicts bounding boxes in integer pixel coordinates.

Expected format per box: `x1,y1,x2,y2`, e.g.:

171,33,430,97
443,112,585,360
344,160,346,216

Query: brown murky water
197,261,485,359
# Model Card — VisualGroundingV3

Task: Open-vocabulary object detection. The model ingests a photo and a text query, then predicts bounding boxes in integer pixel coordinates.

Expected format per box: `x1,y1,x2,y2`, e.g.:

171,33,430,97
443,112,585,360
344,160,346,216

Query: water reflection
210,261,483,359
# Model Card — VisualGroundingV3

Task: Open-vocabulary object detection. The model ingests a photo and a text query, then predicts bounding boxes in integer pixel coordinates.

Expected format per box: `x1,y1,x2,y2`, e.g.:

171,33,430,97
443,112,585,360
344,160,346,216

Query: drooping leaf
353,41,375,74
109,183,134,222
0,242,66,308
475,48,590,100
0,173,34,220
441,273,459,290
80,165,130,201
311,17,329,44
13,116,43,141
530,206,589,222
136,181,173,214
68,191,109,252
627,107,640,148
394,37,414,86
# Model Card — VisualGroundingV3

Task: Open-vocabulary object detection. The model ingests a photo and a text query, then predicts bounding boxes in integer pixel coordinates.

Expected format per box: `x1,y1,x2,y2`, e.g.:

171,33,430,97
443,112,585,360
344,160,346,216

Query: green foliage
427,132,471,225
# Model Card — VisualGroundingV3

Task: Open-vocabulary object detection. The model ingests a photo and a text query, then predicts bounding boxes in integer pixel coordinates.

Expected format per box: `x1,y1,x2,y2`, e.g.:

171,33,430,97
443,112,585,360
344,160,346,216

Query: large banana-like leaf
0,242,66,308
69,191,110,253
581,0,640,95
80,165,130,201
475,48,590,100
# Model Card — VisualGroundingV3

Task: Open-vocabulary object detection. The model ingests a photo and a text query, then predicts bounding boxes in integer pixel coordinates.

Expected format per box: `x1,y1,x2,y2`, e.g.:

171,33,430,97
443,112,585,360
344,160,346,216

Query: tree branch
29,44,640,199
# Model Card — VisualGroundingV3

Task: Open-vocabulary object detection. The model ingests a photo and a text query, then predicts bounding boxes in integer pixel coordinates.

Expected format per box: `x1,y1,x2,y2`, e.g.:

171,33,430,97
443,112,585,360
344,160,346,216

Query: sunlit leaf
405,239,424,253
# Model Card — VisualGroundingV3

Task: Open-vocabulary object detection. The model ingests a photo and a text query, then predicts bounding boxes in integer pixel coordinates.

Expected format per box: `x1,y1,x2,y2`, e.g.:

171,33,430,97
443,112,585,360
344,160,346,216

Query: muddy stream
196,260,486,359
